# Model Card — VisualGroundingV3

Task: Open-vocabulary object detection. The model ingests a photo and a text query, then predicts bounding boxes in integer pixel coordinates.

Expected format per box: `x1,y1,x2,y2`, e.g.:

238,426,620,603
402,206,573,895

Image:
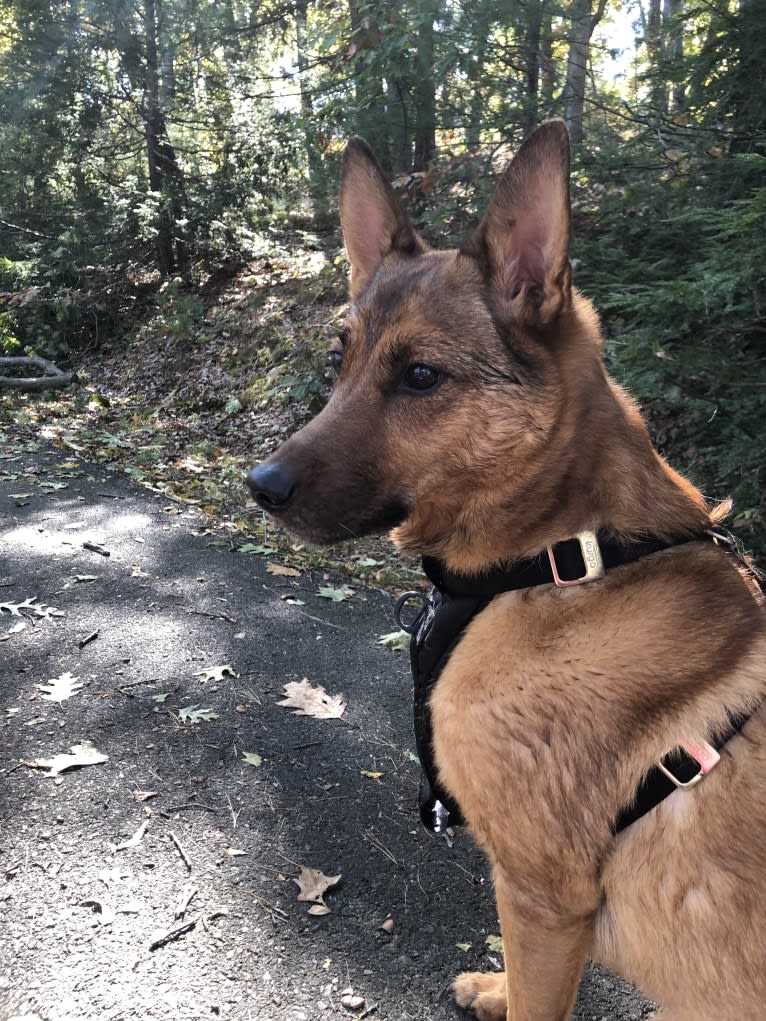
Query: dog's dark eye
327,349,343,374
403,363,441,392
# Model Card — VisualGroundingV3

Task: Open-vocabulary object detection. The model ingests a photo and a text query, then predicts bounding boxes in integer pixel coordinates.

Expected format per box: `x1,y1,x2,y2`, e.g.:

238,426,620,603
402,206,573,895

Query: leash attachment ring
395,591,428,634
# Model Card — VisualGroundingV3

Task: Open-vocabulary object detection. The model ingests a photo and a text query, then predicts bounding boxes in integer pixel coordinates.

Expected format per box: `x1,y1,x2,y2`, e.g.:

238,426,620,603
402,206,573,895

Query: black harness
397,530,754,835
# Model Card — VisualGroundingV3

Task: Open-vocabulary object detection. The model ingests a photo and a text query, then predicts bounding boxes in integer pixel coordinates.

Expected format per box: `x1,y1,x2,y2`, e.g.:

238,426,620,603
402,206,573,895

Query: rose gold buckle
657,740,721,790
547,531,606,588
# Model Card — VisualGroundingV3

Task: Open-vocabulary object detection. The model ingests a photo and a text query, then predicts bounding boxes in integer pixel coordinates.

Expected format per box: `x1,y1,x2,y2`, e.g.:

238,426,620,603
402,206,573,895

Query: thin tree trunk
143,0,186,275
295,0,328,215
664,0,685,113
561,0,608,146
644,0,669,115
413,0,437,171
522,0,545,135
539,7,555,113
347,0,390,168
465,0,492,152
386,75,409,175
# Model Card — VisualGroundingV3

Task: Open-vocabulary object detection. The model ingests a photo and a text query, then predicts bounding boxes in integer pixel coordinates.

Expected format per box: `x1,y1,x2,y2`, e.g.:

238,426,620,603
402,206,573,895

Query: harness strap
405,529,753,835
613,710,752,833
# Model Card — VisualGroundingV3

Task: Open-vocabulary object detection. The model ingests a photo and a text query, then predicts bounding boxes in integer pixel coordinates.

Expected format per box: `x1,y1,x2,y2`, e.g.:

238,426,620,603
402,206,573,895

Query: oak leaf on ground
277,678,346,719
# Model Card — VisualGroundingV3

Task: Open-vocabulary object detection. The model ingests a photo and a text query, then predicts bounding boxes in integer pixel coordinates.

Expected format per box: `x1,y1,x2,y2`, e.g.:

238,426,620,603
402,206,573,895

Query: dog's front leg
455,867,594,1021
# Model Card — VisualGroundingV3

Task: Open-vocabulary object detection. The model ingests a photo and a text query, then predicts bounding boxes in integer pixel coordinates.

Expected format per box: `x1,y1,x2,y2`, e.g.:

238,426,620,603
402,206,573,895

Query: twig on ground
227,794,240,829
113,820,149,852
165,801,218,814
252,893,289,921
149,915,198,951
78,630,99,649
175,883,198,920
188,608,239,624
83,541,110,557
363,831,400,867
169,829,193,872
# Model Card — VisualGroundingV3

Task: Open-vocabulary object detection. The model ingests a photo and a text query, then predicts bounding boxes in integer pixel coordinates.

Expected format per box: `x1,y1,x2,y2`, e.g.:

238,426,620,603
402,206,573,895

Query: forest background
1,0,764,569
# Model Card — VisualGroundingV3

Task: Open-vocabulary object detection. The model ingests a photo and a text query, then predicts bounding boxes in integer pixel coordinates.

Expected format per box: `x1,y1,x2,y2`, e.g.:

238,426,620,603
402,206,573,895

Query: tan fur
250,121,766,1021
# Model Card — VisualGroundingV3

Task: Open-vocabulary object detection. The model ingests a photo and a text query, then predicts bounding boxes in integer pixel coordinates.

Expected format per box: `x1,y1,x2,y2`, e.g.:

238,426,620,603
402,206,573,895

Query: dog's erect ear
463,119,572,328
340,137,425,301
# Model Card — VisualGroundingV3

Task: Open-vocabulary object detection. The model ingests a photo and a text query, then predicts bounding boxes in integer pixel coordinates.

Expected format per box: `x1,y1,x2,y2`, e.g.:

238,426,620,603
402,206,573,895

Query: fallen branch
0,355,74,391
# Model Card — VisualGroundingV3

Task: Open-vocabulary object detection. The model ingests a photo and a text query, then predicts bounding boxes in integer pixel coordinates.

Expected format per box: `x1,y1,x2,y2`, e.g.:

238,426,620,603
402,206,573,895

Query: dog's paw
453,971,507,1021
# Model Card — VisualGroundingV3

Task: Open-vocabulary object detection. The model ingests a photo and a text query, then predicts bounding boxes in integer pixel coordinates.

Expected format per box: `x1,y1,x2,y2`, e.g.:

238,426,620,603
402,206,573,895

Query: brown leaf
26,740,108,776
132,789,158,803
277,679,346,719
294,865,341,914
266,563,301,577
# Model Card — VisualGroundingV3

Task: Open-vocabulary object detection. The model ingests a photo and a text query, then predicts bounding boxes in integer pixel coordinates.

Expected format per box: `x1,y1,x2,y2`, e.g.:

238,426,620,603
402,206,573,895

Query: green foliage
575,150,766,556
0,310,20,353
267,369,328,415
154,279,204,342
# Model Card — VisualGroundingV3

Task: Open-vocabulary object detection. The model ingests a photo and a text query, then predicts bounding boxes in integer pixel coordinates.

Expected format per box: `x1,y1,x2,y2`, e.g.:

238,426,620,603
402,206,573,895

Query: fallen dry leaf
25,740,108,776
0,596,62,619
294,865,341,915
266,562,301,577
278,678,346,720
36,671,85,703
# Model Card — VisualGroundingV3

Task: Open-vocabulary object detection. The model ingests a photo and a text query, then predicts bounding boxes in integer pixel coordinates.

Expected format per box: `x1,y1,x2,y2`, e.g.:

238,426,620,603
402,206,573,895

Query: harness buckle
547,530,606,587
657,740,721,790
395,591,428,634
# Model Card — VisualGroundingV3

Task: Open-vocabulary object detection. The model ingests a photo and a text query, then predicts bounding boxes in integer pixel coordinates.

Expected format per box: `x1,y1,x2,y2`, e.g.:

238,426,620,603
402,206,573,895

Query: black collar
405,528,751,835
422,530,708,598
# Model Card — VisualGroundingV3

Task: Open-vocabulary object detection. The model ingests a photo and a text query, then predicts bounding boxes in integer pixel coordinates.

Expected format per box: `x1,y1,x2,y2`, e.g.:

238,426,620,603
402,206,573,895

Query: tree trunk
561,0,608,146
143,0,187,275
413,0,437,171
347,0,391,169
295,0,329,216
386,75,410,175
664,0,685,113
522,0,545,135
539,7,555,113
643,0,669,115
465,0,493,152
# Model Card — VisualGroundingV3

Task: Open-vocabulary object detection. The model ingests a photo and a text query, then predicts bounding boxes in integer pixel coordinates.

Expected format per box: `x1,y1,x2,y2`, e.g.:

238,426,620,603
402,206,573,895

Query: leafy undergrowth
0,231,423,592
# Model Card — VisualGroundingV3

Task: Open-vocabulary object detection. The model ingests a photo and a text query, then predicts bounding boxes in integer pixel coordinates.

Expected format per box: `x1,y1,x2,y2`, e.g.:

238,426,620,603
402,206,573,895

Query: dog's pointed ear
340,137,425,301
462,120,572,328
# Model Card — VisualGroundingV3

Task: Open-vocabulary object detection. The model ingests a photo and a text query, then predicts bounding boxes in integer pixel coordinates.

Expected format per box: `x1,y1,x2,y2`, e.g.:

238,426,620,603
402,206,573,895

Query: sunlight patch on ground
5,507,156,557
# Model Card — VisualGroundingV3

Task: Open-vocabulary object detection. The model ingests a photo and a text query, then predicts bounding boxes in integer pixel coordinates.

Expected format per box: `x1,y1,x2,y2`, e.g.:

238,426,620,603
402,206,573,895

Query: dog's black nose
247,462,296,510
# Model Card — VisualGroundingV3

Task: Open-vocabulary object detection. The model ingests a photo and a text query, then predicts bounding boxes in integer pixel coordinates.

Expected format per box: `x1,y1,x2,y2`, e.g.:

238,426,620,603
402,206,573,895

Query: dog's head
248,121,616,567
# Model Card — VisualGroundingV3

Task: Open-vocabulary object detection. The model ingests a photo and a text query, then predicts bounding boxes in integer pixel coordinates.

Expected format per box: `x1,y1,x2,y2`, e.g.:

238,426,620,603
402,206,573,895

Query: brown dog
248,121,766,1021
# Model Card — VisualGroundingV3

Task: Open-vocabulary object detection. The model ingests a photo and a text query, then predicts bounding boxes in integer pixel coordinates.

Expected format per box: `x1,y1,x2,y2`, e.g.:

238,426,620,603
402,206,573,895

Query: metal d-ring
394,591,428,634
